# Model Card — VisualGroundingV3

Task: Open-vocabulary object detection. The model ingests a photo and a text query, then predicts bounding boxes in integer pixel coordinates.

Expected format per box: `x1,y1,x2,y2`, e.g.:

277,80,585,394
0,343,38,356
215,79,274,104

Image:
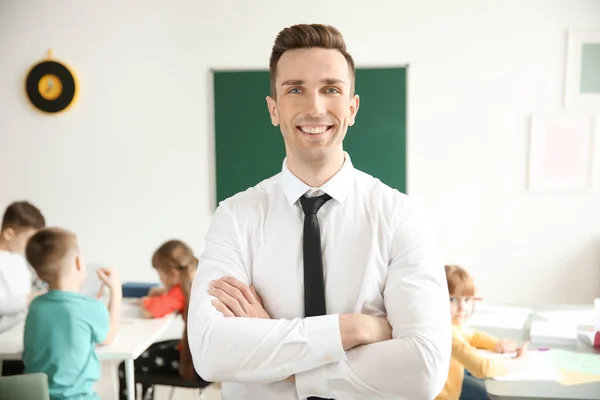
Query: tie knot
300,194,331,215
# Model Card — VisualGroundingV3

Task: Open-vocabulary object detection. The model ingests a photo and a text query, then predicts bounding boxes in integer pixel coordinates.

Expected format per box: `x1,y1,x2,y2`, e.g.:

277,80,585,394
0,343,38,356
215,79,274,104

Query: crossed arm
186,200,451,399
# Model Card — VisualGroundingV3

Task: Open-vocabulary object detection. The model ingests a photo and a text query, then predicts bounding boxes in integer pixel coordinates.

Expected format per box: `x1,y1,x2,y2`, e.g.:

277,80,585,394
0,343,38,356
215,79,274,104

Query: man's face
1,227,37,255
266,48,359,166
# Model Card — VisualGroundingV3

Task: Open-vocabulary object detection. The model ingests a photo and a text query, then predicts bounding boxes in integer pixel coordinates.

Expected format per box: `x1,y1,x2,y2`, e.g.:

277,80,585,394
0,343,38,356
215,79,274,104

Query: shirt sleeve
469,327,499,351
187,203,346,383
295,195,452,400
0,262,29,314
0,294,27,315
451,333,509,379
85,298,110,344
142,285,186,318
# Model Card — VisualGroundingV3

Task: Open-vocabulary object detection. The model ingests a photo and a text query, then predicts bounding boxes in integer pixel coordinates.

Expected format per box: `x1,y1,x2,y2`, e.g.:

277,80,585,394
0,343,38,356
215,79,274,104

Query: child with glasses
435,265,529,400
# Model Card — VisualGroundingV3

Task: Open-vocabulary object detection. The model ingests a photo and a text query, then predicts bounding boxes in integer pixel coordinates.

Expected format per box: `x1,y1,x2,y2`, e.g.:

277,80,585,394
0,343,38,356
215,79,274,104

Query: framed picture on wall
564,29,600,111
527,114,595,192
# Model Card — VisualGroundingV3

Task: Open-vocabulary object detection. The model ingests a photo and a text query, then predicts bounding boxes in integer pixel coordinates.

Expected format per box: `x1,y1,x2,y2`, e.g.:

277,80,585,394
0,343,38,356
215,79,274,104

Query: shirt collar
281,152,354,206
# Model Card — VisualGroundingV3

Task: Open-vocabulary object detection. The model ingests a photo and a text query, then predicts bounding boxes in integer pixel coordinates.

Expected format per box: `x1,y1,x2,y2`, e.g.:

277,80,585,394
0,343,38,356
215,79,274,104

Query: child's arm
470,328,518,353
452,336,510,379
96,268,122,345
140,287,185,319
469,328,500,351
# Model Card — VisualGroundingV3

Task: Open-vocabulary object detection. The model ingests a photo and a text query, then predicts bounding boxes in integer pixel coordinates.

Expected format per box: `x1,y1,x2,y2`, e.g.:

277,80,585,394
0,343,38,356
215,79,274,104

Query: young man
187,24,451,399
0,201,46,375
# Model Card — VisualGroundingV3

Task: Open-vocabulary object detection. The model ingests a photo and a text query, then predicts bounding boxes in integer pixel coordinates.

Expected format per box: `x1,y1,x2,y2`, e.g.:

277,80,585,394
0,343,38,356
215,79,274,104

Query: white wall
1,0,598,306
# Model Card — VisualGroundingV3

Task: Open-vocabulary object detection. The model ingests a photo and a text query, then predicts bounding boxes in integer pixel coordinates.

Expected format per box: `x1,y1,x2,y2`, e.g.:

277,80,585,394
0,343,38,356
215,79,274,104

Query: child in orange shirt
118,240,209,399
436,265,529,400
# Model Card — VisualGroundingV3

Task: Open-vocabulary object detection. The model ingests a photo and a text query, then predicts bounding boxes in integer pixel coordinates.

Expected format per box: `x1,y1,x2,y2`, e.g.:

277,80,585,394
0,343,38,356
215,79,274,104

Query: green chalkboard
213,67,407,204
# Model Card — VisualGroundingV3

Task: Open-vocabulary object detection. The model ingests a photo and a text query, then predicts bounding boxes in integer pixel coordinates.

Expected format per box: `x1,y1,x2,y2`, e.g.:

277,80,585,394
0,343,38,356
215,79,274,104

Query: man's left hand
209,277,270,319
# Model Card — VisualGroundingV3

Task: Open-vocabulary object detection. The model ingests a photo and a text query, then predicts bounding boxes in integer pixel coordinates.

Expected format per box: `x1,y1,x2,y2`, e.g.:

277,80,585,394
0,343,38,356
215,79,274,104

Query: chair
0,373,50,400
138,263,212,400
138,372,210,400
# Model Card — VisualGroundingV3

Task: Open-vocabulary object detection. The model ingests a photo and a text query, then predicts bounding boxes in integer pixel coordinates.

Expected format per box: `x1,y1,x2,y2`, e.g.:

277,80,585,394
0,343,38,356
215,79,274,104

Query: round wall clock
25,50,78,114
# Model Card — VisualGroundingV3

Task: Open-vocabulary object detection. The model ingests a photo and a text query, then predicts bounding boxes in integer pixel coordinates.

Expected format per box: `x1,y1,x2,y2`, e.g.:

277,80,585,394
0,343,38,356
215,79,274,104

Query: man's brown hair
445,264,475,297
269,24,355,98
1,201,45,231
26,227,78,283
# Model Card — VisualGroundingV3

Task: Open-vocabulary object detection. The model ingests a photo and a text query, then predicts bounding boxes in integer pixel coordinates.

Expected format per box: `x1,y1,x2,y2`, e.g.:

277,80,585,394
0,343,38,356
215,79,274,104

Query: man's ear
266,96,279,126
1,227,15,241
348,94,360,126
75,255,82,271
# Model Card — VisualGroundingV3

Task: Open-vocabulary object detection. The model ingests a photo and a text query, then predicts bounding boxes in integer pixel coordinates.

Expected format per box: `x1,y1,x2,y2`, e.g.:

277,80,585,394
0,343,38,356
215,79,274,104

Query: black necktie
300,193,331,318
300,194,333,400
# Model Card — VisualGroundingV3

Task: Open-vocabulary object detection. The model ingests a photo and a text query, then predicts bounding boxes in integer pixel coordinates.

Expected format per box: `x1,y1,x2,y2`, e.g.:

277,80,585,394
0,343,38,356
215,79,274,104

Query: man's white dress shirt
188,154,451,399
0,251,32,333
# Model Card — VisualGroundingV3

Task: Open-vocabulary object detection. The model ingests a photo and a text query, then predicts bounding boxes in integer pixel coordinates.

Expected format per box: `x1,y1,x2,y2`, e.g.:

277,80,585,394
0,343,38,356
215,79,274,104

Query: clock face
25,60,77,113
38,74,63,101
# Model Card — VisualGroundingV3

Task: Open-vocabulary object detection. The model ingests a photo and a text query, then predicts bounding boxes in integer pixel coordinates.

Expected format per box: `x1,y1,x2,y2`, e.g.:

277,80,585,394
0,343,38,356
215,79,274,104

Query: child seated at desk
118,239,210,400
436,265,528,400
23,227,122,399
0,201,46,376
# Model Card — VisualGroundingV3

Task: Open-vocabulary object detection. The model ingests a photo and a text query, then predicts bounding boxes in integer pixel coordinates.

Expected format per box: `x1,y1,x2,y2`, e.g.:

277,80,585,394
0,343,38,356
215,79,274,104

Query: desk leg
125,358,135,400
110,362,119,400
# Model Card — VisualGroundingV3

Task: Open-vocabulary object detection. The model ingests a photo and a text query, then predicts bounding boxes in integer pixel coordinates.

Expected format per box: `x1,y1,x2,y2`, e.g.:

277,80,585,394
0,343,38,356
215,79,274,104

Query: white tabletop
0,299,177,361
481,305,600,399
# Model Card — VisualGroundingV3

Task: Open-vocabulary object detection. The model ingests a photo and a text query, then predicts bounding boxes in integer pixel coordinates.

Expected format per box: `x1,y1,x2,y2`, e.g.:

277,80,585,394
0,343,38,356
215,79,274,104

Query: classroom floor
96,362,222,400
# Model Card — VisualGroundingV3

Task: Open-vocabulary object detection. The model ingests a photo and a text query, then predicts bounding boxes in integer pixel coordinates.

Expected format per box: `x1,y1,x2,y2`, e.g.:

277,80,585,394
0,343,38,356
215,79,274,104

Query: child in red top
140,245,188,319
118,240,210,400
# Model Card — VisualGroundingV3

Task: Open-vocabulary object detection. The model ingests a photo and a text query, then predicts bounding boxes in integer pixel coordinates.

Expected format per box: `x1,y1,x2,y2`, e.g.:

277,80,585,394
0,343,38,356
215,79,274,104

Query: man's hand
495,338,518,354
209,277,270,319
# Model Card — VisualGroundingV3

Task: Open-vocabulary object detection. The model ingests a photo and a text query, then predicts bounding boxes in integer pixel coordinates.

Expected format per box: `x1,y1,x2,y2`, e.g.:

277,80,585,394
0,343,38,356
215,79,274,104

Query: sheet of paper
492,352,562,382
477,349,516,360
558,369,600,386
536,309,596,326
547,349,600,375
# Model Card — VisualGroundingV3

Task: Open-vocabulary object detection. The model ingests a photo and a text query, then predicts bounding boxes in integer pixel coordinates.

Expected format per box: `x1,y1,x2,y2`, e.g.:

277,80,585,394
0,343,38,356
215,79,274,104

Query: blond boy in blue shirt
23,227,122,400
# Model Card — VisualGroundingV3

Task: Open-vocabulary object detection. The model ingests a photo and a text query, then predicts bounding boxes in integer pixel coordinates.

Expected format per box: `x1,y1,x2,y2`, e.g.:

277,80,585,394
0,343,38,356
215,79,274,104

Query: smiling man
187,24,451,400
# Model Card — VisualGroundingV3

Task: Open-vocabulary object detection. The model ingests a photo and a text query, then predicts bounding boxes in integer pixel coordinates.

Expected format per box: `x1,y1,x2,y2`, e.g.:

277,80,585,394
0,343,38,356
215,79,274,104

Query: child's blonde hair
444,264,475,297
26,227,78,283
151,240,198,273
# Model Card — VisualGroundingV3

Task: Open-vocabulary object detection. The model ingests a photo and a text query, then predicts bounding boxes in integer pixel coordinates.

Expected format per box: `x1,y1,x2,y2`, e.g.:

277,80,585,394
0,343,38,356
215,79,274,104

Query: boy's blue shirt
23,290,109,400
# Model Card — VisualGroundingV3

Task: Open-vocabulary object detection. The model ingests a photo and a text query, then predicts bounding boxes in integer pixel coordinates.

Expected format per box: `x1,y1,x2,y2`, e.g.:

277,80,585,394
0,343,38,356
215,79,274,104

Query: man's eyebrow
321,78,347,85
280,78,348,86
281,80,303,86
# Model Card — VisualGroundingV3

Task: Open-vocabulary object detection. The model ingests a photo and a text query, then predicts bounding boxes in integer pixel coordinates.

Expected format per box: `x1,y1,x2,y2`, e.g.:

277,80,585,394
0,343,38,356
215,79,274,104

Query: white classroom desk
470,304,600,400
0,299,177,400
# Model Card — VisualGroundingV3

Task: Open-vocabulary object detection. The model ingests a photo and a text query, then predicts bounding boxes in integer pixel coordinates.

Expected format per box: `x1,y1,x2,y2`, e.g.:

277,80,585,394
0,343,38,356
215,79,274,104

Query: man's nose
303,91,326,117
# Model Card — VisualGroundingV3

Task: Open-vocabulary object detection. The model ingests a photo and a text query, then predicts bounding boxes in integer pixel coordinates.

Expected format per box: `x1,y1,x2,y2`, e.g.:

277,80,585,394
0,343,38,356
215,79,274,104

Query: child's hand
513,341,529,358
97,268,121,290
148,287,167,297
495,338,518,353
